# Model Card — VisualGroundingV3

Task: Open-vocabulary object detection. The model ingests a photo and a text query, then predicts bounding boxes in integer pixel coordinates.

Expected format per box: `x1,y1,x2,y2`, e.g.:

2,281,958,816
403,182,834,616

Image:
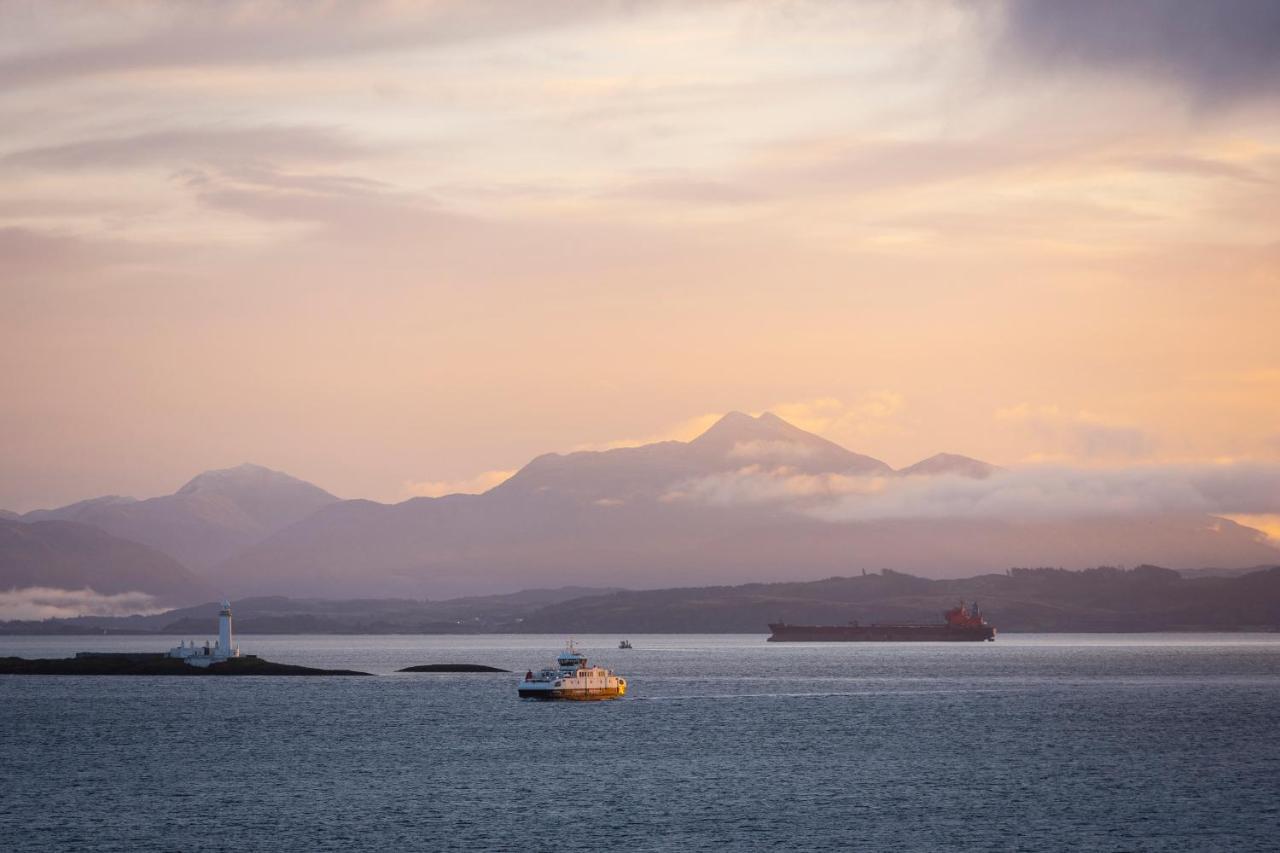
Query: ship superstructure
518,643,627,700
166,599,242,667
768,601,996,642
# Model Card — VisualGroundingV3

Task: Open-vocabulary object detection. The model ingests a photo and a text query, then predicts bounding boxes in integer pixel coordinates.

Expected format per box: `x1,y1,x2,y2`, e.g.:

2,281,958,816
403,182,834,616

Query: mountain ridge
212,414,1278,598
18,463,339,570
8,414,1277,600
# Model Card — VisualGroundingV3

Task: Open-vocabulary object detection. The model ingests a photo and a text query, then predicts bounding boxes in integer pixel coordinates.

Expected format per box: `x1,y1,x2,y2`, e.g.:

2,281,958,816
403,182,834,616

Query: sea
2,634,1278,852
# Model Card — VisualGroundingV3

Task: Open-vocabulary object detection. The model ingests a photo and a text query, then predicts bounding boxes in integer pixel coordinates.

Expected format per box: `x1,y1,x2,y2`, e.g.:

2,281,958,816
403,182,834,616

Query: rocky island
398,663,509,672
0,653,370,676
0,598,368,676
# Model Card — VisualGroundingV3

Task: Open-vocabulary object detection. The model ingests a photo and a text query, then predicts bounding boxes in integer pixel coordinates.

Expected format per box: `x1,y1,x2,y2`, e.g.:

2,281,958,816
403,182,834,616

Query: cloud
0,1,632,90
186,163,441,232
770,394,906,441
0,587,164,621
996,405,1155,461
571,412,724,452
403,469,515,498
664,465,888,507
1222,513,1280,544
665,461,1280,523
1127,154,1272,185
601,176,765,206
1000,0,1280,105
4,125,369,171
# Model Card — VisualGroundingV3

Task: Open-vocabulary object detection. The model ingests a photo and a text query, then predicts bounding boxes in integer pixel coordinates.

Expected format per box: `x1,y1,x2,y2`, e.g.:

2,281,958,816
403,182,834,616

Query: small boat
518,642,627,701
618,640,632,649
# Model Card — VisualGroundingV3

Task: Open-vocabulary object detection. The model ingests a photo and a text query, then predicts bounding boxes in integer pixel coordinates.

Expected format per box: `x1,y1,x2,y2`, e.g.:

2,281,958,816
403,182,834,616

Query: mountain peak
177,463,313,495
898,453,999,479
691,411,798,445
690,410,894,475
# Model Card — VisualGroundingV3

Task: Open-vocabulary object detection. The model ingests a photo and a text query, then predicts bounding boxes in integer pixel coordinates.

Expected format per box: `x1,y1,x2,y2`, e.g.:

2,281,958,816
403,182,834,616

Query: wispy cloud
0,1,629,90
770,395,907,444
571,413,724,452
996,405,1155,462
665,462,1280,526
4,125,370,171
0,587,164,621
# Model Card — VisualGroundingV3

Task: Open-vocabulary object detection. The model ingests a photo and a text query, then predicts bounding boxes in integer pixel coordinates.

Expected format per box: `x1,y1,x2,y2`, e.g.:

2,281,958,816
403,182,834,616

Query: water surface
3,634,1277,851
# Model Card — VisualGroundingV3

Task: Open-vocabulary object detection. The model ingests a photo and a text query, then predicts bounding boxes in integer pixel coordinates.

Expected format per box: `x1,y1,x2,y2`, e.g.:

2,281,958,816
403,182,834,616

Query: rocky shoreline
0,653,370,676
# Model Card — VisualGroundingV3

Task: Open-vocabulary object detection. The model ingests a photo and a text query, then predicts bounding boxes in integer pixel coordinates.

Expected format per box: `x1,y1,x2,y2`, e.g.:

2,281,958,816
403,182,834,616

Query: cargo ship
768,601,996,642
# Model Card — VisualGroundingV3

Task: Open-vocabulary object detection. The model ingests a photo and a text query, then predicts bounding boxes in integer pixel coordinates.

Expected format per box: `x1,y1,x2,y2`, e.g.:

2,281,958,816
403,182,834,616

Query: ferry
518,643,627,701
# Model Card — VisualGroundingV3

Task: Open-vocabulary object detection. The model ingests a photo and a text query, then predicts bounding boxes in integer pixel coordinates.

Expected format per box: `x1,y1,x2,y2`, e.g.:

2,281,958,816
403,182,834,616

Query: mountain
20,464,338,570
215,413,1280,598
494,410,892,504
0,510,20,521
0,518,210,603
898,453,999,478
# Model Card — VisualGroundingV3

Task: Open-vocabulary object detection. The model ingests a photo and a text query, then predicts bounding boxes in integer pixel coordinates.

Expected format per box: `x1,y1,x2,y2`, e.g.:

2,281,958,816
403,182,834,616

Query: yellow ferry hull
518,684,626,701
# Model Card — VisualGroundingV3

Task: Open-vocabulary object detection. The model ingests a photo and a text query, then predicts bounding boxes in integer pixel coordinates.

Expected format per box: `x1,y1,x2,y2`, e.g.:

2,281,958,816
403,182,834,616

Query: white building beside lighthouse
166,599,242,668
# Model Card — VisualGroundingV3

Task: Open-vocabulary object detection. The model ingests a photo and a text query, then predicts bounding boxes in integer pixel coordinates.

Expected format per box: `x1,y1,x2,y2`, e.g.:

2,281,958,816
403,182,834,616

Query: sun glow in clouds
0,1,1278,511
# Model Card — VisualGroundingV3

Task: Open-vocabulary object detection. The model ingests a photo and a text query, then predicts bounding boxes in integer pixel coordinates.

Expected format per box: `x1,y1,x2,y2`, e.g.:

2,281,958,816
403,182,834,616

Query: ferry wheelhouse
518,643,627,701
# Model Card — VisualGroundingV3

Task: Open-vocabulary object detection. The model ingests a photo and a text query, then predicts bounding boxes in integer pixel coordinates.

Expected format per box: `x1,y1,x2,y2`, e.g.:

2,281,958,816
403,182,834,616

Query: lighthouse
218,599,234,655
165,598,241,667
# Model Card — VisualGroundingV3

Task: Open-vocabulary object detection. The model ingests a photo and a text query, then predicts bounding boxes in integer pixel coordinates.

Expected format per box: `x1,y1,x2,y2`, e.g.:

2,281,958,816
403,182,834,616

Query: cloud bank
0,587,164,621
666,462,1280,524
1002,0,1280,105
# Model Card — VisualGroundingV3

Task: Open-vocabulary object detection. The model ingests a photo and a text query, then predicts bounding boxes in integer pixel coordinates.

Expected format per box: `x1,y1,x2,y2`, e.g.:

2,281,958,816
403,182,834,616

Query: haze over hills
3,412,1278,605
7,566,1278,635
214,412,1280,598
0,518,211,605
17,464,338,570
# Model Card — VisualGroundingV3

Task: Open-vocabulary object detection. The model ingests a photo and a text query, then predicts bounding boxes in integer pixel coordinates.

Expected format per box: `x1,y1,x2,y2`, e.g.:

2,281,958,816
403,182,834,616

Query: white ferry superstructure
518,643,627,701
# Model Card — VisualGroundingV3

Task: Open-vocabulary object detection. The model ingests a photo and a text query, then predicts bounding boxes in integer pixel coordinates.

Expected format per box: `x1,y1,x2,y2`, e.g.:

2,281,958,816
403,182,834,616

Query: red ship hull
767,623,996,642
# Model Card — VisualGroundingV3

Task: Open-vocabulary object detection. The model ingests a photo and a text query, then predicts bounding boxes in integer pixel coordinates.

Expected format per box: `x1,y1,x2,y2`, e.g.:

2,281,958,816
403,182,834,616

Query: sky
2,0,1279,514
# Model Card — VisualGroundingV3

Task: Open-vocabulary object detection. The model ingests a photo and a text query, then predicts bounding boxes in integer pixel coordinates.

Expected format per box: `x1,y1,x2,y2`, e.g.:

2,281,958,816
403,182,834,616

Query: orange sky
2,1,1278,511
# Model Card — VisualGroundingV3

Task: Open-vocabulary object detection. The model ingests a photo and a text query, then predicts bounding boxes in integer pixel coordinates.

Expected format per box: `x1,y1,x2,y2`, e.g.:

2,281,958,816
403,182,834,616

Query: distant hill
0,586,617,634
20,464,338,570
0,518,211,603
8,567,1278,634
512,565,1280,632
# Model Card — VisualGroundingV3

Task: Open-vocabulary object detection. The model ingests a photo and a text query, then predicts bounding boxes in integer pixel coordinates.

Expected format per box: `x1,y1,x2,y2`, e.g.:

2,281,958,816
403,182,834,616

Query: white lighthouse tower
218,599,234,655
166,598,242,667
